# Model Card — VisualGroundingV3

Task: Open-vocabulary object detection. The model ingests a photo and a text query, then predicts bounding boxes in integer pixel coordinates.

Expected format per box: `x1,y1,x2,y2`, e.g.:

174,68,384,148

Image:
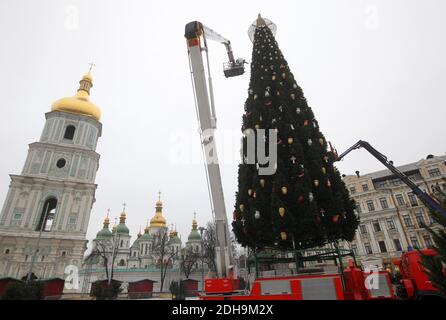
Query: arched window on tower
63,125,76,140
36,198,57,232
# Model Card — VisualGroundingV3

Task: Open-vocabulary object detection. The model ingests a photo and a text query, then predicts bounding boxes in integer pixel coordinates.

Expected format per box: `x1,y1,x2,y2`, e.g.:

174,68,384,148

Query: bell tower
0,71,102,281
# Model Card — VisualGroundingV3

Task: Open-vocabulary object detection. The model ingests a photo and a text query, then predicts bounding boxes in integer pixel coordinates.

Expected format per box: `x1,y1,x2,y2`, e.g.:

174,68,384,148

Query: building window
364,243,373,255
379,197,389,209
360,224,368,234
349,186,356,194
61,251,66,256
423,235,434,248
36,198,57,232
56,158,66,169
373,220,381,232
393,239,402,251
118,259,125,266
356,204,362,214
410,237,420,249
120,240,124,247
428,168,441,178
395,194,405,206
415,212,426,228
362,184,369,192
366,200,375,212
403,215,413,228
386,218,396,230
407,192,418,207
41,256,45,262
378,241,387,253
351,244,358,256
4,249,10,254
63,125,76,140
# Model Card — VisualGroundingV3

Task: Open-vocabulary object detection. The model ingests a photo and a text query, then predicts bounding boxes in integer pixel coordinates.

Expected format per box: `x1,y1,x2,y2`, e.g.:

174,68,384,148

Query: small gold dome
51,72,101,121
150,195,166,228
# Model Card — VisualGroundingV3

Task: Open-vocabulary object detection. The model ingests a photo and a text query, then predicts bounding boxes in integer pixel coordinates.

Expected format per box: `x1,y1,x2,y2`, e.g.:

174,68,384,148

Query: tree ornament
279,207,286,217
298,195,305,203
282,73,286,79
248,189,253,196
280,64,285,69
281,186,288,195
319,138,324,145
324,156,329,163
276,90,280,96
309,192,314,201
307,139,312,146
253,192,257,198
332,214,340,223
287,137,293,144
260,179,265,187
254,94,258,100
265,91,270,97
265,100,272,106
290,156,296,164
313,121,318,128
296,107,301,114
293,83,298,89
314,179,319,187
304,120,309,126
280,232,287,240
327,179,331,187
290,124,295,130
239,204,245,212
322,167,327,174
254,211,261,219
272,75,276,80
290,93,295,100
255,124,260,129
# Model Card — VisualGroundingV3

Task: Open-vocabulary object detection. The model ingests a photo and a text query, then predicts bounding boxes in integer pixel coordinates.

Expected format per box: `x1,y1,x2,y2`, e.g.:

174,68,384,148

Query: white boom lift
184,21,245,278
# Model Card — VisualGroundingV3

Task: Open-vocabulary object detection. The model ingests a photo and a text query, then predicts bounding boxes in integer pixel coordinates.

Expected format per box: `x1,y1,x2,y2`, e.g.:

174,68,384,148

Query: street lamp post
27,201,51,282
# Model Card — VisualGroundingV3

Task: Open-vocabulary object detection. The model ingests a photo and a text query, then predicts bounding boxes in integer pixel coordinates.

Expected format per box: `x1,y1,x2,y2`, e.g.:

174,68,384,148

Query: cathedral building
80,197,205,293
0,71,102,281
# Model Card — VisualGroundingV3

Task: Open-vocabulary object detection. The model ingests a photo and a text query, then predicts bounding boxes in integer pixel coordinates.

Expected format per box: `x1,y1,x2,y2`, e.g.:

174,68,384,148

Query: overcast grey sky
0,0,445,246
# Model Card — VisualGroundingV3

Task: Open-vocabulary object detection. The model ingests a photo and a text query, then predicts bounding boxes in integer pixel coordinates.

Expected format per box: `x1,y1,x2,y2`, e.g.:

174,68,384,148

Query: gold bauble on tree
322,167,327,174
281,186,288,195
319,138,324,145
280,232,287,241
260,179,265,187
314,179,320,187
255,124,260,129
287,137,293,144
239,204,245,212
248,189,253,196
279,207,286,217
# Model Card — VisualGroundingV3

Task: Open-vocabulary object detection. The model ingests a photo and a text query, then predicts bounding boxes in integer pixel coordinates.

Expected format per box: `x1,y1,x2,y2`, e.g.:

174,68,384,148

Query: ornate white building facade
339,154,446,269
0,72,102,281
80,198,205,293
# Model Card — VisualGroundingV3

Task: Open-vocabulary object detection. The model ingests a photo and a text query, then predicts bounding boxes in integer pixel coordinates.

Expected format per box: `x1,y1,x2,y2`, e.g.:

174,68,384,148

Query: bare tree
151,230,177,292
91,235,120,285
180,246,200,279
202,222,217,274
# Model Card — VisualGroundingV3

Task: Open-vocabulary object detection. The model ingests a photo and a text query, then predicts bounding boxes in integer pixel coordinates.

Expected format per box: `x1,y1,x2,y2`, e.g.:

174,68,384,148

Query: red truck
393,249,444,300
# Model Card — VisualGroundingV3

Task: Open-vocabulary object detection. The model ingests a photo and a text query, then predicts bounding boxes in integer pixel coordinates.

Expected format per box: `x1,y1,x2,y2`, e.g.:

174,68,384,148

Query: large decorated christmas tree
232,15,359,250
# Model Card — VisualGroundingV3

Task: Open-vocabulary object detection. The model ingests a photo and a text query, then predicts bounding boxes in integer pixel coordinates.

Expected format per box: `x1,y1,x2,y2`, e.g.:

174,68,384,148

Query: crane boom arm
185,21,234,278
336,140,446,218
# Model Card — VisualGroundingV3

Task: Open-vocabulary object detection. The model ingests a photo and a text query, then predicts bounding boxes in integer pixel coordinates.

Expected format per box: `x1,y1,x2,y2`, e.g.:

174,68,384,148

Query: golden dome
51,72,101,121
150,195,166,228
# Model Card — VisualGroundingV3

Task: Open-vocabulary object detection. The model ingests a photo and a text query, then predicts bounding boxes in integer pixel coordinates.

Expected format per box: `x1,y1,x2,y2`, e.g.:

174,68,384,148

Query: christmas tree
421,185,446,297
232,15,359,250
